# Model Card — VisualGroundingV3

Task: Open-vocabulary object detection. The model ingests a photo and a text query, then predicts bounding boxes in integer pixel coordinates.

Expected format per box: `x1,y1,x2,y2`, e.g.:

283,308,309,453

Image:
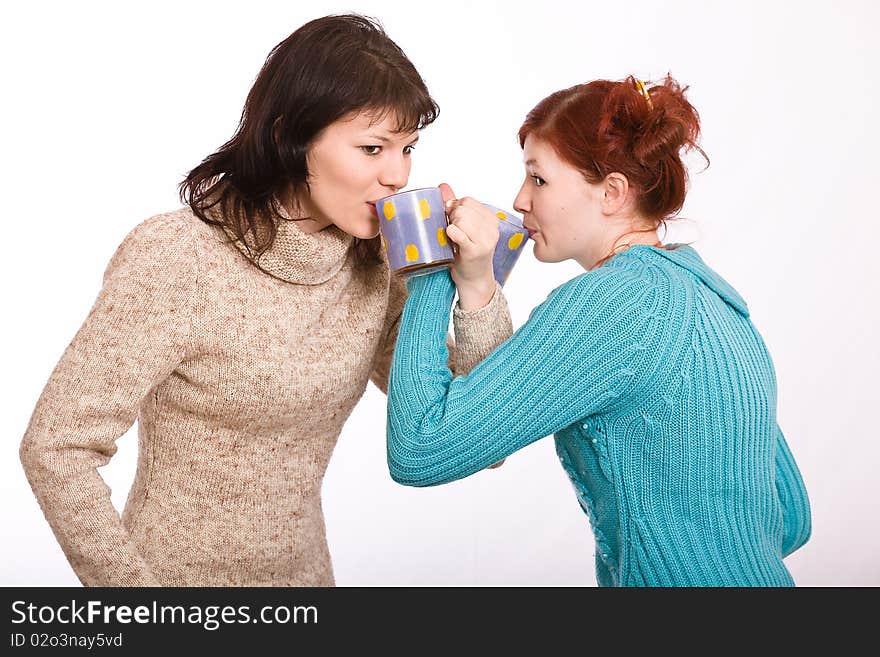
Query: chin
337,214,379,240
532,244,558,264
362,219,381,239
353,222,381,240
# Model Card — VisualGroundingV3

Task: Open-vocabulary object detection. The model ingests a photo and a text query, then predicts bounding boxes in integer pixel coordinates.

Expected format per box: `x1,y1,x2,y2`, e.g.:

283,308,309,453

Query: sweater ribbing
387,245,811,586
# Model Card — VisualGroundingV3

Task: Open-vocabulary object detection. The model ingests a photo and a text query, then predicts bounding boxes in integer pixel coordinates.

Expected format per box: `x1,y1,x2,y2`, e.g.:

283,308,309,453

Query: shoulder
527,258,688,353
116,207,202,251
547,261,658,311
105,207,203,282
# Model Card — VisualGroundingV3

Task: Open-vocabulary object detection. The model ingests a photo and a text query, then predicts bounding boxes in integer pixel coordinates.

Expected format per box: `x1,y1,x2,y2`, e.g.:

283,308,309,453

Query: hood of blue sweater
632,244,750,318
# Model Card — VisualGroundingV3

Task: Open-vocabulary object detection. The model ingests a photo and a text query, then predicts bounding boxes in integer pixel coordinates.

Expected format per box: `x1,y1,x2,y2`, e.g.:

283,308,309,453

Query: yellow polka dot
437,228,448,247
418,198,432,220
508,232,525,250
496,211,507,221
383,201,397,220
405,244,419,262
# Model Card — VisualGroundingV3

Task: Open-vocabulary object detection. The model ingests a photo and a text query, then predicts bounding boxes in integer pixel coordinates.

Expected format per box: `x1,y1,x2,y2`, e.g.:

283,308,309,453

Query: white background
2,0,877,586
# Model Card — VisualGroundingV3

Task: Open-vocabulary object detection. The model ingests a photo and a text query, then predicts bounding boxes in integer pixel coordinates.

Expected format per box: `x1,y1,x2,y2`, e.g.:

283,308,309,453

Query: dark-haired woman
387,76,811,586
19,14,512,587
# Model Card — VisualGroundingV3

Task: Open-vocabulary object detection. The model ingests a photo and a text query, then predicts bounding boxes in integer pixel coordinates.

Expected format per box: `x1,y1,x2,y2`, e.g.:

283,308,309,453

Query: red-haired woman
19,14,512,587
387,75,811,586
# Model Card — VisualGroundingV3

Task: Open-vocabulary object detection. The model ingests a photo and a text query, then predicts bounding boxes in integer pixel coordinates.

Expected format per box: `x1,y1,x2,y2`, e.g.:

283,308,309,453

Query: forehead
522,134,558,167
335,110,419,140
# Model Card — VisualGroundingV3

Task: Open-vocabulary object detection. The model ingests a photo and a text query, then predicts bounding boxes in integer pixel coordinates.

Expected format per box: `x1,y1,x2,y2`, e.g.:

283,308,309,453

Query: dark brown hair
518,74,708,263
179,14,439,270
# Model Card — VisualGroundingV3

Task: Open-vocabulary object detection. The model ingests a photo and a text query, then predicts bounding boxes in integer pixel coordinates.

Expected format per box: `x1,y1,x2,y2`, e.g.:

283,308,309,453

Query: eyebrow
367,134,420,144
524,158,539,166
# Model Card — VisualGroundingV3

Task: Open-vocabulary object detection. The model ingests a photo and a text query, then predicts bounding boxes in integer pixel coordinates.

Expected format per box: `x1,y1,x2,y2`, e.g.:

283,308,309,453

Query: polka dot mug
375,187,529,286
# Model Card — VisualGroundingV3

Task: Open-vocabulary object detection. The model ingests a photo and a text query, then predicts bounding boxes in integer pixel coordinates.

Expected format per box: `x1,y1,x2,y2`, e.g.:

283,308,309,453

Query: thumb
438,183,456,207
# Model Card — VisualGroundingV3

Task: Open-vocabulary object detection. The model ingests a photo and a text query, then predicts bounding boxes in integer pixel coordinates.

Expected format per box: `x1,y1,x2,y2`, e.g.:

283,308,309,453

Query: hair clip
634,78,654,111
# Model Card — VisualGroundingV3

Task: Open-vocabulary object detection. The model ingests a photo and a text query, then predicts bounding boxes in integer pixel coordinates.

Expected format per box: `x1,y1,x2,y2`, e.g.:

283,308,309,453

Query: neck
280,188,333,235
293,215,333,235
580,223,661,271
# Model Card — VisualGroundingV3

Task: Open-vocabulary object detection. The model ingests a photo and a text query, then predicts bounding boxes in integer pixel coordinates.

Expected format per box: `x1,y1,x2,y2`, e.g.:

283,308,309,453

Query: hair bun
627,75,704,168
519,73,708,222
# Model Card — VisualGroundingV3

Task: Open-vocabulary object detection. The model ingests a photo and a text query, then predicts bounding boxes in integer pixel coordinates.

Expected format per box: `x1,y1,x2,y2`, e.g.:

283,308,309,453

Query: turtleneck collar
214,196,354,285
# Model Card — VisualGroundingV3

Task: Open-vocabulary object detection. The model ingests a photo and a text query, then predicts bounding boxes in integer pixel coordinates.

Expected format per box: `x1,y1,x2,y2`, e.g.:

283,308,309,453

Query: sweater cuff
451,281,513,374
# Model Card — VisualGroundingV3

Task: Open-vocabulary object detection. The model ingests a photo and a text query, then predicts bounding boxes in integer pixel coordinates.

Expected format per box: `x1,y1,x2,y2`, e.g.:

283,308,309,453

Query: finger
446,203,473,230
444,222,474,248
456,198,498,226
439,183,456,207
445,198,463,214
456,216,500,250
451,211,498,245
447,209,477,242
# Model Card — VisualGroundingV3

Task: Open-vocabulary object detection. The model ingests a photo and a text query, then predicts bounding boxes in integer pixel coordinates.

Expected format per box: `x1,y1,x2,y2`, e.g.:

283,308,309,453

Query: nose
379,152,410,192
513,180,530,215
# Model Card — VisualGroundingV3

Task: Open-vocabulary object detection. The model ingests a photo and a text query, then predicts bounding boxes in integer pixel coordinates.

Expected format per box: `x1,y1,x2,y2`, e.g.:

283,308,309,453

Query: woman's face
513,134,609,269
299,110,419,238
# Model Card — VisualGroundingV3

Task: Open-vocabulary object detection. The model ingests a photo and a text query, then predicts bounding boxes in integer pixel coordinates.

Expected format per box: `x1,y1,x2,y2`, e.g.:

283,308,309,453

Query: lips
523,225,538,238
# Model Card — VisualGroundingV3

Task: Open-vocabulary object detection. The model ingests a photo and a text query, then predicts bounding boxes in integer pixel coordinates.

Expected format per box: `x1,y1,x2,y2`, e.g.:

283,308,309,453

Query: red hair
518,74,707,226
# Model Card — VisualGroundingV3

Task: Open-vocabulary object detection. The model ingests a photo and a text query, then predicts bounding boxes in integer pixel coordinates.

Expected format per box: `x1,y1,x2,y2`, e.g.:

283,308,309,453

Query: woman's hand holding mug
439,183,500,311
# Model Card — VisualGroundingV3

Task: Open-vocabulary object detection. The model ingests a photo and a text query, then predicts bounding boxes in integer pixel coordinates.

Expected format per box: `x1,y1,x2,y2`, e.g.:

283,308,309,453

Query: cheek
312,151,371,199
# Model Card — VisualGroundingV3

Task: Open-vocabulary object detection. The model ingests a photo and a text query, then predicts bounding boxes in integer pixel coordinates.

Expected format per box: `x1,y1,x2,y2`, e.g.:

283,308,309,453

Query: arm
775,423,812,557
18,215,198,586
387,268,661,487
372,183,513,391
369,272,513,394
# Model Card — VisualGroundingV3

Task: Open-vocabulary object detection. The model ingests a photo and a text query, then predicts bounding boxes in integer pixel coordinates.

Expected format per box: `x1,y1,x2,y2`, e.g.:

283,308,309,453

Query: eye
403,144,416,155
531,175,546,187
360,145,382,156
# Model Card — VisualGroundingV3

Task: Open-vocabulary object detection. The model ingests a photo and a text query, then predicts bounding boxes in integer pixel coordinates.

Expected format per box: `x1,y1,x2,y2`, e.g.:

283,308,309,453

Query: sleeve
386,268,661,487
369,272,513,394
774,423,812,557
18,215,199,586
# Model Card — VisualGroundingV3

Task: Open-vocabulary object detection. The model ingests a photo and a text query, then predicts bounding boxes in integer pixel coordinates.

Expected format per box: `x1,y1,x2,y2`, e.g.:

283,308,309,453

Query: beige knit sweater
19,203,513,587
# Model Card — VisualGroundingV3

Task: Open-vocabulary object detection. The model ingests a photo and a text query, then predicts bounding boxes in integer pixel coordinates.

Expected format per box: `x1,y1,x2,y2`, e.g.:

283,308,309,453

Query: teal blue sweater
387,244,811,586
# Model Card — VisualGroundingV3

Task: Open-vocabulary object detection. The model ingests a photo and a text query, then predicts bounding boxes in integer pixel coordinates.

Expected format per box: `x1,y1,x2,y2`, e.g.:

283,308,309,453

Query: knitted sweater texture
387,244,811,586
20,205,513,586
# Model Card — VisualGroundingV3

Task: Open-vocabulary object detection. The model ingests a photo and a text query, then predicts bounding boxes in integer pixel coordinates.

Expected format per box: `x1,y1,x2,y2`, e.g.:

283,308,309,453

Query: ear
601,172,630,215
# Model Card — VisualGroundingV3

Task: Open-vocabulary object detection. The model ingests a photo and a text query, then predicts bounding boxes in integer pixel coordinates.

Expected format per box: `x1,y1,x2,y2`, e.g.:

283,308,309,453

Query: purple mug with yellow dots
483,204,528,287
375,187,454,277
